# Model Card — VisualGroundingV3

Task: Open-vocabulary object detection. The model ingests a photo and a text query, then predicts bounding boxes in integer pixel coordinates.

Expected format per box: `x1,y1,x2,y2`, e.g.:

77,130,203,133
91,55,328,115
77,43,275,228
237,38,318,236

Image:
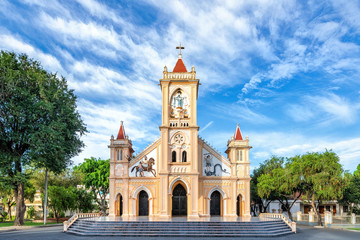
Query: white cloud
248,131,360,172
0,33,63,73
214,103,274,124
307,93,357,124
76,0,124,24
286,104,315,122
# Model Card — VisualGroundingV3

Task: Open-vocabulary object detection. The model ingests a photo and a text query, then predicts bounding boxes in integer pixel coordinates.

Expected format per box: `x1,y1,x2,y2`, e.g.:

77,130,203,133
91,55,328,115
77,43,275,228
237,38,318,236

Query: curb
0,223,63,233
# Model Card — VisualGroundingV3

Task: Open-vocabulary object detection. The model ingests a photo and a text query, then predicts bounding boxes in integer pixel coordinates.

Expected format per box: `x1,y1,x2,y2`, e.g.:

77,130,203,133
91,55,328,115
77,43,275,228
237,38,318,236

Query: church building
108,46,251,219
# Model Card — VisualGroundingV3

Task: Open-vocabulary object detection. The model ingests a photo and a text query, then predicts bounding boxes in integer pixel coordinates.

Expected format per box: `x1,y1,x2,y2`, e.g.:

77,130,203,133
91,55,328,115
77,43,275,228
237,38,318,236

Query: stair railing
63,212,101,232
259,213,296,233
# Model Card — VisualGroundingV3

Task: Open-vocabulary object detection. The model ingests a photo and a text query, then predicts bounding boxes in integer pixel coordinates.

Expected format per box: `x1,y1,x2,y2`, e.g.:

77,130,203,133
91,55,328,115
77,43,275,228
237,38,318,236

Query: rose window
174,134,184,144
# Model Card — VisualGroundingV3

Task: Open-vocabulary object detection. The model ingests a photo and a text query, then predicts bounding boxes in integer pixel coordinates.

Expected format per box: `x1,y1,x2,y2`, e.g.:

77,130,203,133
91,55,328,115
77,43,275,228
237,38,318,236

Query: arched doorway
115,194,123,216
237,195,242,216
172,184,187,216
138,190,149,216
210,191,221,216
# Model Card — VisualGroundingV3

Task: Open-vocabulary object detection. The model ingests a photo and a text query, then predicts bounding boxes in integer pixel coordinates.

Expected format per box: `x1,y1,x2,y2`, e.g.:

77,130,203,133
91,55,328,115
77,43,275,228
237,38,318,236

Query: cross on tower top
176,43,184,55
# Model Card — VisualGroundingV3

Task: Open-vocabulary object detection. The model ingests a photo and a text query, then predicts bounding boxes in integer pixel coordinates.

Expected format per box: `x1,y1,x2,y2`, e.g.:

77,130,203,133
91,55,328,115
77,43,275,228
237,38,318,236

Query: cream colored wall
108,64,251,219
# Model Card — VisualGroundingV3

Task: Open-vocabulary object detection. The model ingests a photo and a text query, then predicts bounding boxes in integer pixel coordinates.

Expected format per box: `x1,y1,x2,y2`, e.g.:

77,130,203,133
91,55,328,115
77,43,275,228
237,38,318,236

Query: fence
63,212,101,232
259,213,296,233
295,211,360,228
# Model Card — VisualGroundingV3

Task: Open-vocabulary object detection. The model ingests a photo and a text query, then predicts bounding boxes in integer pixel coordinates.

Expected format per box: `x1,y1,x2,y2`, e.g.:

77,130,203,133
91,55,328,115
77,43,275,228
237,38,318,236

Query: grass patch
348,228,360,231
0,221,59,227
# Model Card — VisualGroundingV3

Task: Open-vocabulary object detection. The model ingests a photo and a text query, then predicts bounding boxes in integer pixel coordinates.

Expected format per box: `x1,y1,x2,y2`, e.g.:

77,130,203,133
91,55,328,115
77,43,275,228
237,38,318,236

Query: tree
0,51,86,225
76,158,109,215
0,184,15,220
339,165,360,214
73,188,95,213
288,150,344,226
257,156,303,220
29,167,83,218
47,186,76,223
251,156,285,215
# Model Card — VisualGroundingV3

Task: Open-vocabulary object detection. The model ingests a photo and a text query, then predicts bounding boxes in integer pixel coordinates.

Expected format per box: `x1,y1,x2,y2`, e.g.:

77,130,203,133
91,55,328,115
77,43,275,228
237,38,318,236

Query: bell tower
225,124,252,217
158,44,201,218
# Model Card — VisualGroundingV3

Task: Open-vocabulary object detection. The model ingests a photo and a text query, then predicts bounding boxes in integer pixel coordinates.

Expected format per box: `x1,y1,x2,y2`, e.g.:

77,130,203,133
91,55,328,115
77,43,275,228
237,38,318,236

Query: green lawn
0,221,59,227
348,228,360,231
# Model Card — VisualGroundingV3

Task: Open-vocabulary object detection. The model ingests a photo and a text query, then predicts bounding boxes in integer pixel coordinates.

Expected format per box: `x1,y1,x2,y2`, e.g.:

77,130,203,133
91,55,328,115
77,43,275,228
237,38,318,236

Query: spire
173,43,187,72
117,121,125,140
234,123,243,141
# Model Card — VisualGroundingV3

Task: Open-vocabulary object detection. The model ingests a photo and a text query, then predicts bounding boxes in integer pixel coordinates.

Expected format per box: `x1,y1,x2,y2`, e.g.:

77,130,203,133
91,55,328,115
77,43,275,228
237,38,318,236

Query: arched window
120,149,123,161
182,151,187,162
172,151,176,162
116,150,119,161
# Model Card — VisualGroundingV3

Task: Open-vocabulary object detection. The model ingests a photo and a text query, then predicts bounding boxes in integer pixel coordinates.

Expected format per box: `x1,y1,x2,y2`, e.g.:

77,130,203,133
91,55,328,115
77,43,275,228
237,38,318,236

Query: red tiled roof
117,121,125,140
234,124,243,140
173,58,187,72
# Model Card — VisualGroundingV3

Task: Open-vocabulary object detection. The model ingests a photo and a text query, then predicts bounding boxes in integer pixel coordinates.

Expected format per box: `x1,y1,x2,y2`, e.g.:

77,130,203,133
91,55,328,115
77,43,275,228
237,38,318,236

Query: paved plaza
0,225,359,240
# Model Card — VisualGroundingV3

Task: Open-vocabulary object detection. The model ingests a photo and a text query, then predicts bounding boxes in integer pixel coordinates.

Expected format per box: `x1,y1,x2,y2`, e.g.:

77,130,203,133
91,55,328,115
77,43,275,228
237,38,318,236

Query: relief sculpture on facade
131,155,156,177
203,153,229,176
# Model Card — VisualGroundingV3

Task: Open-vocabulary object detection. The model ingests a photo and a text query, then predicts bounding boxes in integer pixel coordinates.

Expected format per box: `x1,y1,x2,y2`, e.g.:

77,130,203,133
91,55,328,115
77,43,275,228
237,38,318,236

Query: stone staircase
66,219,294,237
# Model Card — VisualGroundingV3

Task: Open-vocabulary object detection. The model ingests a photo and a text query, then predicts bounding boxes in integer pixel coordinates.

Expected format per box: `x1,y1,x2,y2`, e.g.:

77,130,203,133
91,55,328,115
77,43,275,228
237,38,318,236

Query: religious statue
172,91,185,109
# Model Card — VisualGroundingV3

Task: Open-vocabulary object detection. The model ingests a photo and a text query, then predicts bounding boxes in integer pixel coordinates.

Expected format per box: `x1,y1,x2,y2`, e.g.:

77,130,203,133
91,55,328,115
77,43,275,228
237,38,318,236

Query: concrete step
66,219,294,237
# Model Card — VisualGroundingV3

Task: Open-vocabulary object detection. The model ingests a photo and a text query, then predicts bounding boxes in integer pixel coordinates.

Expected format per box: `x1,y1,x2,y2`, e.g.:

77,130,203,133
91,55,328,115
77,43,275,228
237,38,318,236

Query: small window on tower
120,150,123,161
182,151,187,162
240,150,243,161
172,151,176,162
116,150,119,161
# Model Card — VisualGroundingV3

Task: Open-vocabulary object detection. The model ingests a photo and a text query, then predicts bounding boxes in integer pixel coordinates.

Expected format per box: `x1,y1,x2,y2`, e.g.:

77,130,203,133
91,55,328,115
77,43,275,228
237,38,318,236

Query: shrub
27,206,35,219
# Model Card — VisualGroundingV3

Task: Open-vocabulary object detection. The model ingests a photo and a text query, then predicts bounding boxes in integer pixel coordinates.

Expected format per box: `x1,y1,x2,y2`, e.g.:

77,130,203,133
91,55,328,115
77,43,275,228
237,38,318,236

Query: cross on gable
176,43,184,55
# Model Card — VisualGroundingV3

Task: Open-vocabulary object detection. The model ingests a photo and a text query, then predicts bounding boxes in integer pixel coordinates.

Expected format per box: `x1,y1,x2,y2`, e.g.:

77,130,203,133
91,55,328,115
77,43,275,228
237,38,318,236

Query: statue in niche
172,91,185,109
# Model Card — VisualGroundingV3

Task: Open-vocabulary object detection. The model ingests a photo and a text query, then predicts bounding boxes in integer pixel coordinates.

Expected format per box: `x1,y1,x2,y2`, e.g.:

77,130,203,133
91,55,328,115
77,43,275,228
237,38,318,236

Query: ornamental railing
63,212,101,232
259,213,296,233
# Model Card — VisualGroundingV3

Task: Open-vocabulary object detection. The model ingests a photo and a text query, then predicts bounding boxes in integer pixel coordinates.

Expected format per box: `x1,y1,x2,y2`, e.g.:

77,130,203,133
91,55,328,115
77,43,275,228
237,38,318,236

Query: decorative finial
176,43,184,56
121,120,123,126
164,65,167,72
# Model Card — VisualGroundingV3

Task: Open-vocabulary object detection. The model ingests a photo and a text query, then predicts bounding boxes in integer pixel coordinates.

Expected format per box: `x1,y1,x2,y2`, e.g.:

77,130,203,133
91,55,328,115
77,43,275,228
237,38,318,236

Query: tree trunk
7,204,12,221
287,208,293,220
311,194,322,226
14,183,26,226
44,168,48,225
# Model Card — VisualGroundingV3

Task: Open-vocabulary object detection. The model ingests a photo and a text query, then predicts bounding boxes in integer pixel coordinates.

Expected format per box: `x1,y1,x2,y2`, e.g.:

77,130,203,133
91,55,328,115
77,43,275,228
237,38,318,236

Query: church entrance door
172,184,187,216
138,190,149,216
115,194,123,216
210,191,221,216
237,195,242,216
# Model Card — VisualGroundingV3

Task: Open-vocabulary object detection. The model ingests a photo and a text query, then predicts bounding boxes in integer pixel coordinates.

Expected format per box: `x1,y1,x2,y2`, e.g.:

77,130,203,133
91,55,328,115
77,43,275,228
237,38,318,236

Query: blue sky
1,0,359,172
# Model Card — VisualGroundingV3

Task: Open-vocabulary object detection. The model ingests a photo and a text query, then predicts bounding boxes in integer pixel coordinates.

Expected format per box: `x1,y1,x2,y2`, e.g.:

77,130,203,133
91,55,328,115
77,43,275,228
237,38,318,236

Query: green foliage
257,156,303,220
48,186,76,223
75,157,109,214
0,212,8,222
0,51,87,225
73,188,95,213
26,206,35,219
288,150,344,225
24,181,36,203
48,211,54,218
340,170,360,213
30,168,83,192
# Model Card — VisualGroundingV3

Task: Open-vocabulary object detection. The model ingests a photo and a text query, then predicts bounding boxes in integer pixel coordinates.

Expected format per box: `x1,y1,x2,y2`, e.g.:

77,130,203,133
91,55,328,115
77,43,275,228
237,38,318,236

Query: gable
129,138,160,177
199,137,231,177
